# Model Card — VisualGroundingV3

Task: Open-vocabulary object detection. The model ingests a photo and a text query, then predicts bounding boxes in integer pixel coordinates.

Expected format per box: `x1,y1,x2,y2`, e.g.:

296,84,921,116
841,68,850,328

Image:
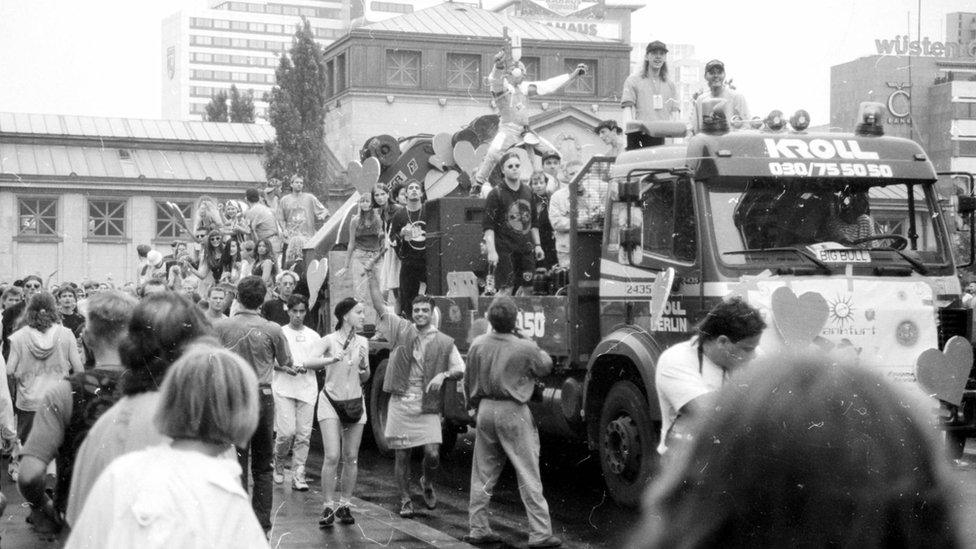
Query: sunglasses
209,237,222,242
25,283,40,289
195,234,206,239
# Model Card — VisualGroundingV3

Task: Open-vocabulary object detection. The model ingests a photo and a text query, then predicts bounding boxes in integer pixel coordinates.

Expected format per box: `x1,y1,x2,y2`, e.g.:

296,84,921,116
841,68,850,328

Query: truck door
622,174,699,338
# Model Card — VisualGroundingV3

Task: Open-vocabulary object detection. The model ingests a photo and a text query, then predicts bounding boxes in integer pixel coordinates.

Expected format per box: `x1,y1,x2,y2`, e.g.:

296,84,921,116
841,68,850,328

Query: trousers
468,399,553,544
273,393,314,471
238,388,274,530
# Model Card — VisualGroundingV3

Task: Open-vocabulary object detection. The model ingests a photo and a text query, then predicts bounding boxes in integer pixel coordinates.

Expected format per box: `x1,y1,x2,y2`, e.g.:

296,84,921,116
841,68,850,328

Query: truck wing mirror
620,225,641,250
618,179,640,203
958,195,976,216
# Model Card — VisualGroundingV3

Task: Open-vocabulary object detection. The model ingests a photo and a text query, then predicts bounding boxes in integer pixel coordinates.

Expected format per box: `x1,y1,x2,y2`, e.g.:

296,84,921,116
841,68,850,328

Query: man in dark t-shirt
389,179,428,316
483,152,544,294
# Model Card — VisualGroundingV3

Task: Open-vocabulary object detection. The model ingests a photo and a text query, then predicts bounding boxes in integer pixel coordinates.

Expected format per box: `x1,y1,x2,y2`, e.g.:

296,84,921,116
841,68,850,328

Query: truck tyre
598,380,659,507
367,358,393,456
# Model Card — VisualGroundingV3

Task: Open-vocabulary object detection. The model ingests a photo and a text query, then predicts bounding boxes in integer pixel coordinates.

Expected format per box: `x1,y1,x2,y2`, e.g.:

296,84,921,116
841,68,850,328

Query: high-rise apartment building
946,12,976,45
162,0,441,122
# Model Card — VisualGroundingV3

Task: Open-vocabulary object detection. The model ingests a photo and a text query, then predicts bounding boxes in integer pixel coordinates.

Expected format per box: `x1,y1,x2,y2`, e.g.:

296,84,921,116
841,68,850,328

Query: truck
354,103,976,507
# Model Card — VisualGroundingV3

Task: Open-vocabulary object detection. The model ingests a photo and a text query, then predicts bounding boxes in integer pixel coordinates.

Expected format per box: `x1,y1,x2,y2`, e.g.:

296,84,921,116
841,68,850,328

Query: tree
264,18,329,196
204,90,229,122
229,85,255,123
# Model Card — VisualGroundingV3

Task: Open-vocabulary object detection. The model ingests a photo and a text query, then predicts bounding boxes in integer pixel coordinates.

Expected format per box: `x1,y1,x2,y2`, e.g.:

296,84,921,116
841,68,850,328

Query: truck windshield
706,177,951,267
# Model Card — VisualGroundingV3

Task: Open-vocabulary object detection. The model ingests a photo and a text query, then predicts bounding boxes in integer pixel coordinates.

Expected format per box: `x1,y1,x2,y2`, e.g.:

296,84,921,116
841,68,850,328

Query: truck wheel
598,380,659,507
367,359,392,456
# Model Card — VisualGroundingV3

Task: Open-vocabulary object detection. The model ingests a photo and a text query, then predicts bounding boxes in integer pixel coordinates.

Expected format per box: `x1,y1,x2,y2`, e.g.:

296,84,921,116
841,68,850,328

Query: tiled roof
0,112,275,144
359,3,619,43
0,143,266,182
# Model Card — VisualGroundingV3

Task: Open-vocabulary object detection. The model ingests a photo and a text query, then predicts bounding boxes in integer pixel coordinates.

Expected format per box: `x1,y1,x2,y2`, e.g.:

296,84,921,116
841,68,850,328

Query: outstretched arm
526,64,586,97
365,263,387,315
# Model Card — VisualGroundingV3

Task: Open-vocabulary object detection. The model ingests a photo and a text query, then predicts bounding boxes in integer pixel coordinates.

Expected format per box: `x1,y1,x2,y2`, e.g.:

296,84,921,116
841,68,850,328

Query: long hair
642,60,669,82
118,293,213,395
202,229,224,268
220,238,241,271
632,355,959,548
25,292,59,332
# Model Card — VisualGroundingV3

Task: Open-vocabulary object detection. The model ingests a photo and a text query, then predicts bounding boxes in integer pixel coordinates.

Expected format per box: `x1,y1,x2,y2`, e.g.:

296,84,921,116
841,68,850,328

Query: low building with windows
0,112,272,285
321,2,632,165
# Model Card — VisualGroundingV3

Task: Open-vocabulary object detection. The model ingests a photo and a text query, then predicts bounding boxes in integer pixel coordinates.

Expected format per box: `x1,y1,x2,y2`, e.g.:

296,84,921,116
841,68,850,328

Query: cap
541,151,561,163
646,40,668,53
594,119,622,135
705,59,725,73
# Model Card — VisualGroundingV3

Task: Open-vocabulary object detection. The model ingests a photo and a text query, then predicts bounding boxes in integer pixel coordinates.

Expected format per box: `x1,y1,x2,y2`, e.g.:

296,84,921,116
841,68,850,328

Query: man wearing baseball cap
691,59,749,134
621,41,680,128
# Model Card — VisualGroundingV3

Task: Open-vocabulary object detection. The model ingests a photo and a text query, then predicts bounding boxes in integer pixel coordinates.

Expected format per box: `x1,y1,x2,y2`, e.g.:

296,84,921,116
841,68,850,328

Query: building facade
161,0,443,122
320,2,632,166
830,54,976,176
0,113,272,285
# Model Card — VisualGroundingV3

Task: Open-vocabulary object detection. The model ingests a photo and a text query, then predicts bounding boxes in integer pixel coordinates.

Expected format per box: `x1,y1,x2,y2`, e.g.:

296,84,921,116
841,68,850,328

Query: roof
0,112,275,145
358,3,619,43
0,142,266,182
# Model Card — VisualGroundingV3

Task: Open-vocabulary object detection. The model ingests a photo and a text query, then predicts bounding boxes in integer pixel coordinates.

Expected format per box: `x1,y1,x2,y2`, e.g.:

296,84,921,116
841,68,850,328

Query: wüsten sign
874,35,976,58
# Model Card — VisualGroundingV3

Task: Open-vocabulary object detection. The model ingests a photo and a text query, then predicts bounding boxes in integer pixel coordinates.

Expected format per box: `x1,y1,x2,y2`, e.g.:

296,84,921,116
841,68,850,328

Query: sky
0,0,973,124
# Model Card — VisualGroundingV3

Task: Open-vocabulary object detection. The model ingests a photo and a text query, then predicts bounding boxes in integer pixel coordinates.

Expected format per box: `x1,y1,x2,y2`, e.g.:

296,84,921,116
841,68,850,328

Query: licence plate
817,249,871,263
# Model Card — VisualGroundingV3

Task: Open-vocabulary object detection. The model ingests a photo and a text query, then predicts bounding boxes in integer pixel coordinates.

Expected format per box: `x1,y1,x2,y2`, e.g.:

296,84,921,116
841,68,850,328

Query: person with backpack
64,293,212,527
19,290,137,534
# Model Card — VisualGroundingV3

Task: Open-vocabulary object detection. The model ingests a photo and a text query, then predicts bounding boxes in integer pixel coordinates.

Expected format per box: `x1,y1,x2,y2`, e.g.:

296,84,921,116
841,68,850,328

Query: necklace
406,205,423,224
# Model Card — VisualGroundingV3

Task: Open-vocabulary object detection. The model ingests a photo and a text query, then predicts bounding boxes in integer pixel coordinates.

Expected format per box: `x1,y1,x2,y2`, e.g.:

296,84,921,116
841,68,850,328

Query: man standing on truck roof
483,151,545,294
463,296,560,548
364,265,465,519
691,59,749,134
655,297,765,454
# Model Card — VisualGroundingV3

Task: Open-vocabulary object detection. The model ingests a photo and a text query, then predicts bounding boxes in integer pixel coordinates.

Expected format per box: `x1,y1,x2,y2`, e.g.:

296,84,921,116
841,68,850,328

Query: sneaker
318,507,335,528
291,467,309,491
335,505,355,525
419,476,437,510
462,533,503,545
272,460,284,485
7,460,18,483
398,498,414,518
528,536,562,548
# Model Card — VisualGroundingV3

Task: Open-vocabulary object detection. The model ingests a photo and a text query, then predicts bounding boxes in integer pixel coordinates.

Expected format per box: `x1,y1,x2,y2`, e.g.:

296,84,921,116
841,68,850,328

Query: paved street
4,433,976,548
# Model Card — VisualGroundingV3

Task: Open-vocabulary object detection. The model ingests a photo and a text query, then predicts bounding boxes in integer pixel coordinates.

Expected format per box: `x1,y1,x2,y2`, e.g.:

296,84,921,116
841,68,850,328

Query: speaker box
424,197,486,296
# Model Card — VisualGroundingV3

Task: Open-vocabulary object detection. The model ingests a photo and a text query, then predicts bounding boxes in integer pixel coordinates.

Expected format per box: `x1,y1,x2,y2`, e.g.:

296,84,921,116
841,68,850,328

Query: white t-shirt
654,338,725,454
65,444,268,549
276,325,320,404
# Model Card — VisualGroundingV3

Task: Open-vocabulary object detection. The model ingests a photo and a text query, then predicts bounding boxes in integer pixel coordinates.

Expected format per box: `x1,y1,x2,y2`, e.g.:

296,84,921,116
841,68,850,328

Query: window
960,141,976,157
521,56,540,82
564,58,596,95
447,53,480,91
214,19,230,29
640,178,697,262
955,103,976,119
326,59,335,97
231,20,247,30
336,53,347,92
386,50,420,87
18,198,57,236
371,1,413,13
155,201,192,240
88,199,126,238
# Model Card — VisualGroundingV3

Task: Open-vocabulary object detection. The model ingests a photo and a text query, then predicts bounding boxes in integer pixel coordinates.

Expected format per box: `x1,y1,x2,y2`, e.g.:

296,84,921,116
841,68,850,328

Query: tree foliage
229,85,256,123
204,86,256,123
264,18,329,196
204,90,229,122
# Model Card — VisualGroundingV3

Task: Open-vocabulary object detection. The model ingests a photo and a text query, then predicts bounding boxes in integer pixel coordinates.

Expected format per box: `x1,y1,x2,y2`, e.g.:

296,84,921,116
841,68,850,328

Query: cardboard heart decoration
346,161,363,190
453,141,478,173
474,143,489,166
306,258,328,309
770,286,829,347
915,336,972,406
425,170,460,201
432,133,455,166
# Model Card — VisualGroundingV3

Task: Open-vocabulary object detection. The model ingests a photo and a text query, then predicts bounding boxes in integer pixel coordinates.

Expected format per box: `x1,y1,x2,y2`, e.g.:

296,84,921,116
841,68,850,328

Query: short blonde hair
154,343,258,448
